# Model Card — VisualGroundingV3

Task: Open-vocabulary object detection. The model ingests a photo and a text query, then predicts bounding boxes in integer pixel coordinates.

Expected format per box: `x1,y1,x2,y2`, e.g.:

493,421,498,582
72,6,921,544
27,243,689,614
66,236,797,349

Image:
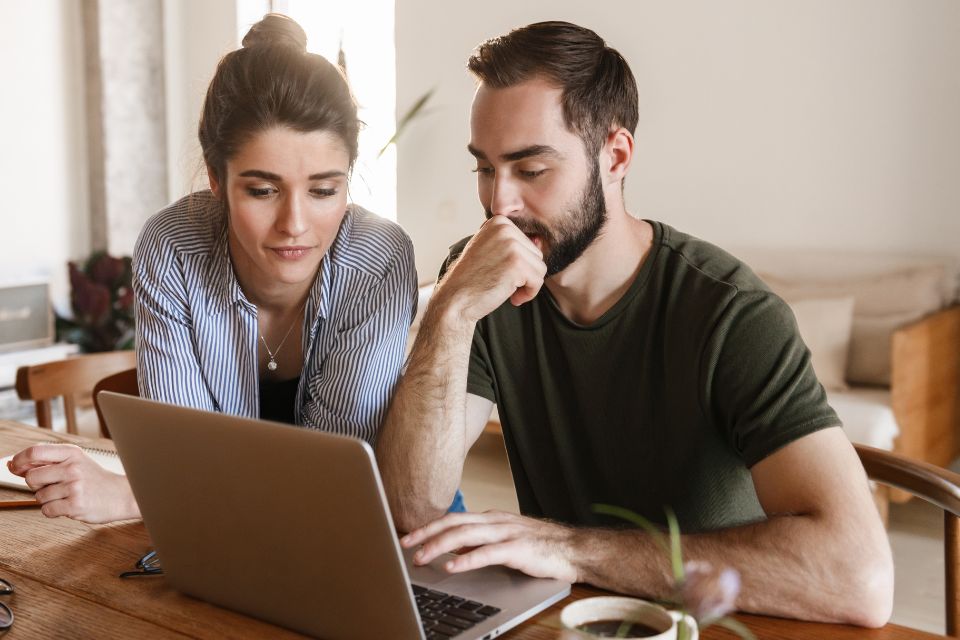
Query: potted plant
56,251,134,352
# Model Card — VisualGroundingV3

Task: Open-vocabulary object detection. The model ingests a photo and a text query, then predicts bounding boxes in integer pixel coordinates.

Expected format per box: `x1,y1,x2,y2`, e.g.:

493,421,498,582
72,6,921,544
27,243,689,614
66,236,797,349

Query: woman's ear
206,165,222,199
602,127,634,187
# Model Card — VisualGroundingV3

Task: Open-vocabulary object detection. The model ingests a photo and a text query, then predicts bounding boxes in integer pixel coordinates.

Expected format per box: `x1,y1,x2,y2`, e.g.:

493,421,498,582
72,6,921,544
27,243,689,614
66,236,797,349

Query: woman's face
210,126,351,304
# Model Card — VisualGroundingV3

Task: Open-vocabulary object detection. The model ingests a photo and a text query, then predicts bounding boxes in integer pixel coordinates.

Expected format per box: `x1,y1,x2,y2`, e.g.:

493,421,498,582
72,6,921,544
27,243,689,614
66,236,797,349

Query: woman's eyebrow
239,169,282,180
237,169,347,181
308,171,347,180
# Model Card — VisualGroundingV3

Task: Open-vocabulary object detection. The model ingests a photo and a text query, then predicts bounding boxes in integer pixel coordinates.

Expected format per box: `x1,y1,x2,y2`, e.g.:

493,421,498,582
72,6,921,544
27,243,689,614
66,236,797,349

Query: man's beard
486,161,607,276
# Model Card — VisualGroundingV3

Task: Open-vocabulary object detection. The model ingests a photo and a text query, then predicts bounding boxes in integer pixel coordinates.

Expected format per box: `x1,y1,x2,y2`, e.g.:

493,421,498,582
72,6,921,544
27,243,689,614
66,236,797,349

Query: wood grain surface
0,420,947,639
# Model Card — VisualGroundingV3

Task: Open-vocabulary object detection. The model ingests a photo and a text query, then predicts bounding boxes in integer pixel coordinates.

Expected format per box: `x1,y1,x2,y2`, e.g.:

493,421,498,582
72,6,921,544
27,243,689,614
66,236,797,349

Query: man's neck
544,207,652,326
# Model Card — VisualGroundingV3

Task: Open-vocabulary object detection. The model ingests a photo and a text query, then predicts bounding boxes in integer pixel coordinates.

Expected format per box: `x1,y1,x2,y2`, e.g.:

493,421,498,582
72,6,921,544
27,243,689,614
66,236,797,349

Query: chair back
15,351,136,434
92,367,139,438
855,443,960,636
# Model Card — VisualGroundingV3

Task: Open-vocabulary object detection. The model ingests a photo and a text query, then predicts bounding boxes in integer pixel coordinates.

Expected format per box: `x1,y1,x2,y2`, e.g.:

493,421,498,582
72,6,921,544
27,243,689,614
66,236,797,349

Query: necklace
259,304,304,372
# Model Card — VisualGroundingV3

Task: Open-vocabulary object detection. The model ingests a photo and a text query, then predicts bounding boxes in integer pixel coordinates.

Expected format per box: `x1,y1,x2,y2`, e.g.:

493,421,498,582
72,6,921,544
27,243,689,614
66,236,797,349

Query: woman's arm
8,444,141,523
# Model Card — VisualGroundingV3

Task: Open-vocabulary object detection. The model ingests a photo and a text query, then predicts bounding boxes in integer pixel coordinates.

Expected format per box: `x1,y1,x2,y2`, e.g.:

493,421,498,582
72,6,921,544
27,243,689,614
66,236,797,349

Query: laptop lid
98,393,569,639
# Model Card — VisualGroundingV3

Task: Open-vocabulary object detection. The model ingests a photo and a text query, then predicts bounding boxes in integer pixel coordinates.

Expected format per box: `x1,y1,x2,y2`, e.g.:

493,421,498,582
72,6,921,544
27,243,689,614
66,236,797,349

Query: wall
396,1,960,281
0,0,89,310
164,0,240,202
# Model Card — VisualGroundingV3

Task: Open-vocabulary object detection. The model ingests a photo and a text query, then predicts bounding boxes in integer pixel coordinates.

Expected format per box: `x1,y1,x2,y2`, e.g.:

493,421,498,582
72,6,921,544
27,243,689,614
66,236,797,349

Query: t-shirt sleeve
436,237,496,404
701,289,840,468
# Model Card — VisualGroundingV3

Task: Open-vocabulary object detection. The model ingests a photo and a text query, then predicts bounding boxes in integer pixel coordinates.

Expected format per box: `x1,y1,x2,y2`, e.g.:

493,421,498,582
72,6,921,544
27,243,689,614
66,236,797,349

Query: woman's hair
198,13,359,186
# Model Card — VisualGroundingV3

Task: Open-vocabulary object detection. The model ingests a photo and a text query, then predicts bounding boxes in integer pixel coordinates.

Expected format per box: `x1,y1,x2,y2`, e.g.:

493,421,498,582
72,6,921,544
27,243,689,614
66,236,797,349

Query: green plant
55,251,134,353
593,504,756,640
334,39,434,160
378,88,435,158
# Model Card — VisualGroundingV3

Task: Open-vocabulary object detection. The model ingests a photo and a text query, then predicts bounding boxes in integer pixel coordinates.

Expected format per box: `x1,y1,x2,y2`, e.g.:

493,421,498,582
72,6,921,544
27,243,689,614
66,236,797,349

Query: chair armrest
890,305,960,466
855,443,960,517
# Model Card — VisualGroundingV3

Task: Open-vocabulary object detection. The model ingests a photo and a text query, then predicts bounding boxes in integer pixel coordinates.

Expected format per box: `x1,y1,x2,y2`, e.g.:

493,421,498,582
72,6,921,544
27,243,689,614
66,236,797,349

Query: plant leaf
665,507,684,581
677,611,690,640
592,504,671,556
714,616,757,640
378,88,435,157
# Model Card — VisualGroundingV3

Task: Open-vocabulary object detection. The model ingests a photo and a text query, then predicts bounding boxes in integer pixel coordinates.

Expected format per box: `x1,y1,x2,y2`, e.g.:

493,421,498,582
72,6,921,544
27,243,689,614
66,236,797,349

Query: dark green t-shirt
443,221,839,532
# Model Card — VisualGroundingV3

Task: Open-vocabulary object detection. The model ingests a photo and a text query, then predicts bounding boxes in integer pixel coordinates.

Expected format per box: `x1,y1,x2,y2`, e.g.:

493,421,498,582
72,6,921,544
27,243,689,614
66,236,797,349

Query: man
377,21,893,626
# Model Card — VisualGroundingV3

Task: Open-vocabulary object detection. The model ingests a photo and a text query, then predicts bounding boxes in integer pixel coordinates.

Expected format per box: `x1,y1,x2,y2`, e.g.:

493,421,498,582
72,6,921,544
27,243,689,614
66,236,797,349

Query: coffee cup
559,596,698,639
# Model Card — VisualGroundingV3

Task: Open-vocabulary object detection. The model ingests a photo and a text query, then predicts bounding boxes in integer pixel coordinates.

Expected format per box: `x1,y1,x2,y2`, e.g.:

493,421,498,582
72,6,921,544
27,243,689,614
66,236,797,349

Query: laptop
98,392,570,639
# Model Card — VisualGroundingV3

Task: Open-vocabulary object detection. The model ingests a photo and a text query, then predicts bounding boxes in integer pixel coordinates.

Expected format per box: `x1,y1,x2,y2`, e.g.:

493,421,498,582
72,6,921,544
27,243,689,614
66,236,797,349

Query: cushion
762,264,947,317
762,264,948,385
846,311,921,386
827,388,899,450
786,297,855,391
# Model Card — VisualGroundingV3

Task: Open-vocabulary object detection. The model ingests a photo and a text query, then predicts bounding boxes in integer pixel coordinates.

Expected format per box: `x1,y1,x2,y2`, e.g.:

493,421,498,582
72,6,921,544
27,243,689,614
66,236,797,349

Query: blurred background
3,0,958,304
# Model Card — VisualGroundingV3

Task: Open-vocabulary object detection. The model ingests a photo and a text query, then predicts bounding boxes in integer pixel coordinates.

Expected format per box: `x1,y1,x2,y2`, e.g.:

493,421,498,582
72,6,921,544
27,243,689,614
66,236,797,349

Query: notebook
0,445,125,491
98,392,570,640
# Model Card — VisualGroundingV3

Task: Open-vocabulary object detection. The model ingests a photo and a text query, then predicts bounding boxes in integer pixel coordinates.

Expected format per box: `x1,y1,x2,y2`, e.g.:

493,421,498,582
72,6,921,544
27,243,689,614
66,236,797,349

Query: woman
8,14,450,523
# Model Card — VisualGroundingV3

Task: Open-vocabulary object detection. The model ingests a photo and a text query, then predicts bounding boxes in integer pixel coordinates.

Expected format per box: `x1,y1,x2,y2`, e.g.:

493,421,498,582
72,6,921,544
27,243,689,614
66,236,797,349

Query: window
239,0,397,221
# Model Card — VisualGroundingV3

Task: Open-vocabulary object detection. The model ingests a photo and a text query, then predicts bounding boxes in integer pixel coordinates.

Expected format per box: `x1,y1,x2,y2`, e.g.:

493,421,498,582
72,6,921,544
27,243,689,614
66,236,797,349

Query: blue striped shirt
132,190,417,444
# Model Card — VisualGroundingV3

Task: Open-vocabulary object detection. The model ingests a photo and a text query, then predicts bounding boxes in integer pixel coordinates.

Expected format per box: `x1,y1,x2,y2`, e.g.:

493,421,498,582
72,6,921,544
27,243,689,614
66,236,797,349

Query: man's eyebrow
467,145,487,160
502,145,561,162
466,144,561,162
237,169,346,181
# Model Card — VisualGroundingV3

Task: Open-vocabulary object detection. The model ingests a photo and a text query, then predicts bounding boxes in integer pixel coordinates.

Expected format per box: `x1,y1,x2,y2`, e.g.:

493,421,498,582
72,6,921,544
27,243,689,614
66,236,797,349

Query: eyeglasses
0,577,13,630
119,549,163,579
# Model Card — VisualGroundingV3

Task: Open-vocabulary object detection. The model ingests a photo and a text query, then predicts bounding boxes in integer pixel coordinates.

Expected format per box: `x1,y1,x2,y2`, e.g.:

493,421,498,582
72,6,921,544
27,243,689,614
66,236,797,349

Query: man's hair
467,21,638,156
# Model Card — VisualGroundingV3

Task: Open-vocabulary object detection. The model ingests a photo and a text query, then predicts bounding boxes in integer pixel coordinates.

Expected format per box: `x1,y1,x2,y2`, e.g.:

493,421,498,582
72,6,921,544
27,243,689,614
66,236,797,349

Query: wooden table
0,420,946,639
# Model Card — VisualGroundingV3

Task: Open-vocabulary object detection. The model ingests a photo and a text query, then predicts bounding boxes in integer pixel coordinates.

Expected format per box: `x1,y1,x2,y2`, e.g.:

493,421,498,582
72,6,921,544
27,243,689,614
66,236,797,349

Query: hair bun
242,13,307,51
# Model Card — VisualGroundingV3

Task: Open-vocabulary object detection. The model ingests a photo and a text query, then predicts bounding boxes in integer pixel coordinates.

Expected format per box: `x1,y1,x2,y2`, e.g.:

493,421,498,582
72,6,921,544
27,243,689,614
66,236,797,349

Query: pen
0,499,39,508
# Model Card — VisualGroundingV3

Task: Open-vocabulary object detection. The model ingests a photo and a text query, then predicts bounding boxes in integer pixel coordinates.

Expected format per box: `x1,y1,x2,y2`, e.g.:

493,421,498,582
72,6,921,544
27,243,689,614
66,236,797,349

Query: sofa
738,249,960,512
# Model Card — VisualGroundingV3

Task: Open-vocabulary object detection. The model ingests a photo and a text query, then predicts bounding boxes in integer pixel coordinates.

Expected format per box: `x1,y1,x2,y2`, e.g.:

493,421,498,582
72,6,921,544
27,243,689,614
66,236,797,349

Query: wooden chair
15,351,136,435
855,443,960,636
92,367,139,438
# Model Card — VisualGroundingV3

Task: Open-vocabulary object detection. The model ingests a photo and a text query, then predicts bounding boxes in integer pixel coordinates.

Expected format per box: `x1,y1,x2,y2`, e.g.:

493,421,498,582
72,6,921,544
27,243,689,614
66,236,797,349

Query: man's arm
377,216,546,532
402,427,894,627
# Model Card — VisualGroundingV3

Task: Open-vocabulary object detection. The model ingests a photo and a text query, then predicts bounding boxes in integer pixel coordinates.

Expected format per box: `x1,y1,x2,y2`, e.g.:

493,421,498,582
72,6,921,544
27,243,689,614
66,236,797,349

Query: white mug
559,596,698,640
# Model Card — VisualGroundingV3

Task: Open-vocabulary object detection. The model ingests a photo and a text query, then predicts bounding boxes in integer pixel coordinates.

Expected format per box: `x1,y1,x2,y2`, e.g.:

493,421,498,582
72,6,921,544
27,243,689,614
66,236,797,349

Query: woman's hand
7,444,140,524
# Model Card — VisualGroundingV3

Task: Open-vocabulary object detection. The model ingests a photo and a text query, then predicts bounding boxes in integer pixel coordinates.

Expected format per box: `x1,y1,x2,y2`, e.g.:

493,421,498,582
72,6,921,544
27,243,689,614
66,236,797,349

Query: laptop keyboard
412,584,502,638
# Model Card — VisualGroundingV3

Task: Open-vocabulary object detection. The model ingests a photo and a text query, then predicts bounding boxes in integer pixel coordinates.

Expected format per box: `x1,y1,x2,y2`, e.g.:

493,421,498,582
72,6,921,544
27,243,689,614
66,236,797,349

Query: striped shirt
132,190,417,444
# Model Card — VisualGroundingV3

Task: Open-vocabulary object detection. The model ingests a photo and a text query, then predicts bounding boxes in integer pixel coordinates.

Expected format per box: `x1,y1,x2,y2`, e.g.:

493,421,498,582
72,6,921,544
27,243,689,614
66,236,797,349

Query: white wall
164,0,240,202
0,0,89,310
396,1,960,281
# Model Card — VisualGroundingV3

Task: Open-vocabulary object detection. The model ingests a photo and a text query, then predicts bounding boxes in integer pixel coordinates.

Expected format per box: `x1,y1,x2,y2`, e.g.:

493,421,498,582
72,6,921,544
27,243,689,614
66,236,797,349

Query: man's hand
400,510,580,583
435,216,547,324
8,444,140,524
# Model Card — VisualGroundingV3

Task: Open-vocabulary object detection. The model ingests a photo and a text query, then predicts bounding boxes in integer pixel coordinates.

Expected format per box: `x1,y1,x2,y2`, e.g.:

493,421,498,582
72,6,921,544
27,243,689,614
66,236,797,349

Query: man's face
469,78,607,276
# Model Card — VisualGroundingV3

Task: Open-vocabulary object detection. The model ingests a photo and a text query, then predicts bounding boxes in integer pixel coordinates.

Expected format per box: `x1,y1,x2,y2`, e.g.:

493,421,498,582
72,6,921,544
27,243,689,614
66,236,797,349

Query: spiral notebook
0,445,125,492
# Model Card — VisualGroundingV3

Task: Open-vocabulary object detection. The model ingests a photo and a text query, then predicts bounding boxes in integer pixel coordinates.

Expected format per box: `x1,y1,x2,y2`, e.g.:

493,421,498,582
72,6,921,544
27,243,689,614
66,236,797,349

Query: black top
259,376,300,425
444,221,839,532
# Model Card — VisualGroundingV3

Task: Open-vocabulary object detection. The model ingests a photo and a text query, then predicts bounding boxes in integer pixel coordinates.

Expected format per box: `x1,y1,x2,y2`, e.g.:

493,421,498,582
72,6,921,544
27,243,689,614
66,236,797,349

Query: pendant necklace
259,304,305,372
